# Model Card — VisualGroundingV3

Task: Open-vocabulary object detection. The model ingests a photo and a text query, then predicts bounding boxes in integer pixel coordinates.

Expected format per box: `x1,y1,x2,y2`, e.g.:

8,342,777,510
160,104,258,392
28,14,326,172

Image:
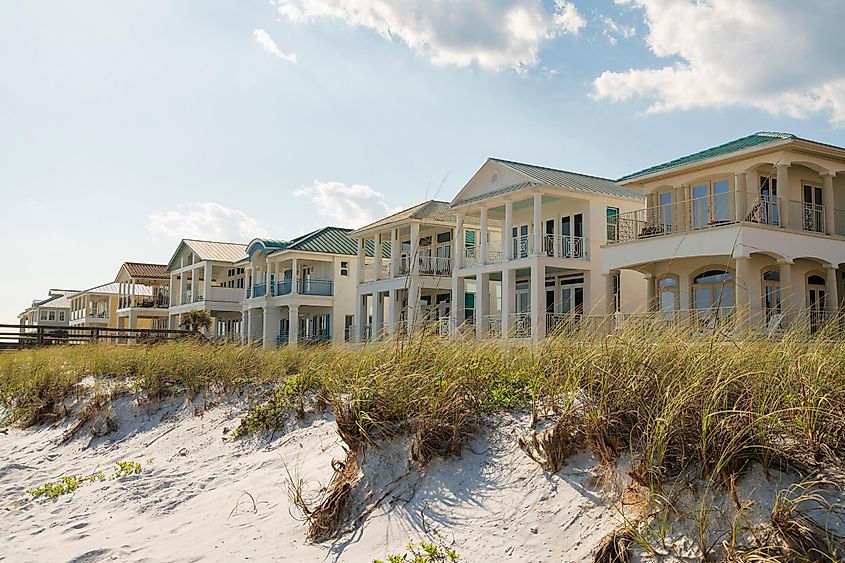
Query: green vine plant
373,534,460,563
27,460,143,500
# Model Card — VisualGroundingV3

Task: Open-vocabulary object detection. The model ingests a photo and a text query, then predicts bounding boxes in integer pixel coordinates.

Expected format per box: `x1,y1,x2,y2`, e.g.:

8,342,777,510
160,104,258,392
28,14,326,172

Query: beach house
241,227,363,347
114,262,170,330
18,289,75,329
603,132,845,332
68,283,120,328
449,158,648,341
165,239,248,337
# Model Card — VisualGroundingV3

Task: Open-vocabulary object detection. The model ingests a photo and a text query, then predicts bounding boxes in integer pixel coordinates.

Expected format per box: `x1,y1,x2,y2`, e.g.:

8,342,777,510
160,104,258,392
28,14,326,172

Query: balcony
247,283,267,299
418,256,452,276
543,235,587,260
298,278,333,296
272,280,292,297
609,192,843,245
119,291,169,310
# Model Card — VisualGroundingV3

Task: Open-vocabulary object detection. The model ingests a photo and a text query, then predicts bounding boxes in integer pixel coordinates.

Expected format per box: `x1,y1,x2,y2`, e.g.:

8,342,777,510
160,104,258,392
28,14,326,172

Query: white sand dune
0,396,841,562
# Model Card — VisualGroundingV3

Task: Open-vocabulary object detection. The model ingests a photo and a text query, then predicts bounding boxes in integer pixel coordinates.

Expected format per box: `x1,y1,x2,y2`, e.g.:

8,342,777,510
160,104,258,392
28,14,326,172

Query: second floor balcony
462,234,588,268
249,278,334,299
609,192,842,245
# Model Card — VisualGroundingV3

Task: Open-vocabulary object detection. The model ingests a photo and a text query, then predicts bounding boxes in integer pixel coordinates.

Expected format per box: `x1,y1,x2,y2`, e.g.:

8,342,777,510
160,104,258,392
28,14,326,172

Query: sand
0,394,841,562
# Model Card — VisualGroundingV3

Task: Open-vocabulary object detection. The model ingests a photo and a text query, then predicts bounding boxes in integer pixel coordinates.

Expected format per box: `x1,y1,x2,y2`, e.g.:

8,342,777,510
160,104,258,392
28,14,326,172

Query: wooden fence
0,324,197,350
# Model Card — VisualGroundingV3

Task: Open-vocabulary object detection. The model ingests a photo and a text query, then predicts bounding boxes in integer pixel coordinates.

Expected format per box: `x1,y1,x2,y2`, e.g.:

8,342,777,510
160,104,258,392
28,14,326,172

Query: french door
802,184,824,233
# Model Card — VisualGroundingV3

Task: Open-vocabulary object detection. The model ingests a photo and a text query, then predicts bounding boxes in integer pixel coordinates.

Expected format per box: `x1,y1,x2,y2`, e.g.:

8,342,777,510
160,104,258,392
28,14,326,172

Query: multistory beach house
449,158,648,342
165,239,248,337
114,262,170,330
603,132,845,332
18,289,75,329
350,200,491,340
240,227,363,347
68,283,120,328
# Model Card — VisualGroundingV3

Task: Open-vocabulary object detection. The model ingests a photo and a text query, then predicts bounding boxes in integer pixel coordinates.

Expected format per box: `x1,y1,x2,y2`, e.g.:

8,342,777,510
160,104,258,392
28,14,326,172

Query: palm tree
181,310,212,334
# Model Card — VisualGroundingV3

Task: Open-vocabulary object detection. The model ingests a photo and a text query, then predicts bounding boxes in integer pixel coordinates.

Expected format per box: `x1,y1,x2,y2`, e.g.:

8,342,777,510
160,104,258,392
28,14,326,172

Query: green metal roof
269,227,389,258
618,132,796,182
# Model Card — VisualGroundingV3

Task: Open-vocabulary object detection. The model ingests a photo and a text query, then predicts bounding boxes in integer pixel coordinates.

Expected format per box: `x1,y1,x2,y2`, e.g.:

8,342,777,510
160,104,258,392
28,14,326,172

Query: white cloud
147,202,263,242
594,0,845,125
293,181,397,228
253,28,297,63
599,15,634,45
272,0,585,71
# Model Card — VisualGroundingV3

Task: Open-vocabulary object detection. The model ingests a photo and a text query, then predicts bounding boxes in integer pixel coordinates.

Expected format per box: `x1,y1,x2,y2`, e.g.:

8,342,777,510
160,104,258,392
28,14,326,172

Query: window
692,179,731,228
657,275,680,316
40,311,48,321
340,261,349,277
48,311,56,321
802,184,824,233
762,269,781,322
606,207,619,242
692,269,734,315
59,311,65,322
613,272,620,313
758,176,779,226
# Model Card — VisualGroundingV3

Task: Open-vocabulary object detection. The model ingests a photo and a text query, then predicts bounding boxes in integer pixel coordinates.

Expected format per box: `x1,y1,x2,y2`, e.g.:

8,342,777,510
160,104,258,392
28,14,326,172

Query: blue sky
2,0,844,323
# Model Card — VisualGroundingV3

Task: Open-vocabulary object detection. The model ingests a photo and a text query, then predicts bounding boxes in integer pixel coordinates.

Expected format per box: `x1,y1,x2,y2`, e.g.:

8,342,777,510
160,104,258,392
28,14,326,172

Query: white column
288,305,299,345
203,262,212,302
479,206,488,265
373,291,385,340
825,264,838,316
475,273,489,338
822,173,835,235
291,257,299,295
501,267,514,338
530,261,545,341
169,274,177,307
374,233,383,280
734,256,751,331
532,193,543,255
734,173,746,222
645,273,656,312
356,238,365,285
504,199,514,260
410,223,420,275
387,288,398,336
605,271,617,315
263,306,281,349
454,213,465,269
355,293,366,343
776,163,790,228
390,228,399,277
407,280,419,334
779,259,794,326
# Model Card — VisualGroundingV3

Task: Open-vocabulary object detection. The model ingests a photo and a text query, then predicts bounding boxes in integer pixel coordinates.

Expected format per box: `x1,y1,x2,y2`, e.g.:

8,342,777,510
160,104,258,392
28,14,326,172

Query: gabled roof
618,132,797,182
167,239,248,271
122,262,169,280
72,282,121,296
490,158,644,202
269,226,362,257
352,200,478,235
20,292,72,316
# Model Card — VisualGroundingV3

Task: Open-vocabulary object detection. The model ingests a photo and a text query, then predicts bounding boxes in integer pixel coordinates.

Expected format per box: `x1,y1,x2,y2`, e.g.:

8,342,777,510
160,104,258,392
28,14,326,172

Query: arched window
806,273,827,333
656,275,679,315
762,269,781,321
692,269,734,314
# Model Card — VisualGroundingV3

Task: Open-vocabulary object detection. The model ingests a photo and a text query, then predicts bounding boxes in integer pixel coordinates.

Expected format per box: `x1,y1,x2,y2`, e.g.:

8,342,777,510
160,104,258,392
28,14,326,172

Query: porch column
605,270,618,315
407,280,420,334
244,267,251,300
410,222,420,275
825,264,838,316
734,255,751,331
504,199,513,260
501,266,515,338
530,261,545,342
778,259,795,327
356,238,365,285
387,288,399,336
822,173,835,235
454,212,465,269
204,262,212,302
291,258,299,295
373,292,385,340
169,274,177,307
475,273,489,338
776,163,790,228
390,228,399,277
264,263,272,292
734,173,747,222
288,305,299,345
532,193,543,255
645,273,656,312
479,206,488,265
355,293,366,342
242,310,250,343
374,233,383,280
450,276,463,336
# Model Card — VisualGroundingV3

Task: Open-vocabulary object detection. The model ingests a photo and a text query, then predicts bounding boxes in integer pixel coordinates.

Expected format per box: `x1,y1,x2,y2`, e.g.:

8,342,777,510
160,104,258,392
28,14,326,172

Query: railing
464,247,480,268
250,283,267,298
301,330,332,343
611,193,783,244
277,332,289,345
298,278,333,296
418,256,452,276
0,324,196,349
789,200,825,234
119,292,169,309
511,235,533,259
544,235,587,260
272,280,292,297
208,287,243,303
835,209,845,237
